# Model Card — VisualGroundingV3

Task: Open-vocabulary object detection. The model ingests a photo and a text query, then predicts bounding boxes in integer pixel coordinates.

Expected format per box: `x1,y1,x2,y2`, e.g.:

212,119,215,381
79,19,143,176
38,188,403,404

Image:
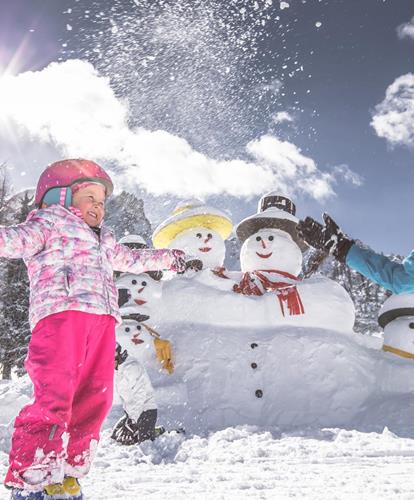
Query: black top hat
259,194,296,215
236,193,308,251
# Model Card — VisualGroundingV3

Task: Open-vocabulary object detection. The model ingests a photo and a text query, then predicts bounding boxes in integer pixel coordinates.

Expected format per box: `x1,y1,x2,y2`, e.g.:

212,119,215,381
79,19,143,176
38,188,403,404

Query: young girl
3,159,186,500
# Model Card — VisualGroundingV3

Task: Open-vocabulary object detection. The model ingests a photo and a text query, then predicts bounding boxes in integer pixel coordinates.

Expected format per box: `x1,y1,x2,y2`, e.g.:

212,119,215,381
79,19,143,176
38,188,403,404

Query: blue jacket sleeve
346,243,414,294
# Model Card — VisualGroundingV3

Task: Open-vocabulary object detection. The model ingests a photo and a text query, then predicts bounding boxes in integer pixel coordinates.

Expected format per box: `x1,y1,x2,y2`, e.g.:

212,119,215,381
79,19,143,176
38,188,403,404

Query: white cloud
0,59,357,201
273,111,294,124
371,73,414,147
331,164,363,187
397,17,414,41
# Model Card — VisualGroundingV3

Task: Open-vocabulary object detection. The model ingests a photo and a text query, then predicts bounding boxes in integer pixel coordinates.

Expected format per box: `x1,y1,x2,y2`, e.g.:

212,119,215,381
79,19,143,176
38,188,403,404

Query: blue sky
1,0,414,255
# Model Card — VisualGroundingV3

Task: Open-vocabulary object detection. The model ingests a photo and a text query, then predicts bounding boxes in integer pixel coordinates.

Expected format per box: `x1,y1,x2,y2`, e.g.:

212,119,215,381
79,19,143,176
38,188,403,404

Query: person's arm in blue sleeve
297,212,414,294
345,244,414,294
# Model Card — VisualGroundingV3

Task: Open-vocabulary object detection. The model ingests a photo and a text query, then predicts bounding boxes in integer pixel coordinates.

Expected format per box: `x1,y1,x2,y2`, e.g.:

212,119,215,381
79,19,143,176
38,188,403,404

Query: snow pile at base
2,420,414,499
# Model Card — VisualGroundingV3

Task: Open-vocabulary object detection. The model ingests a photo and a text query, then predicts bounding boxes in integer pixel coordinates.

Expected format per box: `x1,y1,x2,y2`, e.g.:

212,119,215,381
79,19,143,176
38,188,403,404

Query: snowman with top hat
152,200,233,280
211,192,354,330
238,193,306,274
233,193,308,311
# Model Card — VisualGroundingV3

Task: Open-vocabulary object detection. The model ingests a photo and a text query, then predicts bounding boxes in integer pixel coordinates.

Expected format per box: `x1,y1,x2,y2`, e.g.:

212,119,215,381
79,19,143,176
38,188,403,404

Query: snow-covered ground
2,375,414,499
3,417,414,499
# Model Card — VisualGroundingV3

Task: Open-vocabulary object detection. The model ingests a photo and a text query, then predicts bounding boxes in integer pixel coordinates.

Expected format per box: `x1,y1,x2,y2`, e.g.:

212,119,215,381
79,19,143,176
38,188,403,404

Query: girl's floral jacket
0,205,177,330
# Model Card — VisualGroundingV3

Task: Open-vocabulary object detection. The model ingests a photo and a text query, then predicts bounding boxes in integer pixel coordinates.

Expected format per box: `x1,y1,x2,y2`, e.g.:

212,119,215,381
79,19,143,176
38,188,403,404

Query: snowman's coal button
255,389,263,398
251,343,258,349
251,362,258,369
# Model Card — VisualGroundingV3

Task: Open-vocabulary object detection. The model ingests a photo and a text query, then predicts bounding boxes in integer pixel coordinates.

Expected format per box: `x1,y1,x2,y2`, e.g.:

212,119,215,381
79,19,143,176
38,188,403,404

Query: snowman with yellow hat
152,199,233,272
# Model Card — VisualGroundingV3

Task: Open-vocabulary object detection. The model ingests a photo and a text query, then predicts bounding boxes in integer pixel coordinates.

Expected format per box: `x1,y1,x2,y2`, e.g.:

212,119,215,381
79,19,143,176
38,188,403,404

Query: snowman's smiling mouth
132,336,144,345
134,299,147,305
256,252,273,258
199,247,212,252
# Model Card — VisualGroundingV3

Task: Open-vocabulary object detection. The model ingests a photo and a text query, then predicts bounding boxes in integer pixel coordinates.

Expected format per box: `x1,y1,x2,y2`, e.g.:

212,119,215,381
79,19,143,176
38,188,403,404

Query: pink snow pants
5,311,116,490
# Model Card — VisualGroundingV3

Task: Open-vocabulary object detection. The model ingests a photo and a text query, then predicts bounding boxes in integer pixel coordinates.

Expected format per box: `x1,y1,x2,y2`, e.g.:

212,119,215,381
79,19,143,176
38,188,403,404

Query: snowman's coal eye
141,281,147,287
137,325,141,330
132,279,137,285
268,235,274,241
207,233,212,238
125,327,130,333
256,236,262,242
196,233,202,238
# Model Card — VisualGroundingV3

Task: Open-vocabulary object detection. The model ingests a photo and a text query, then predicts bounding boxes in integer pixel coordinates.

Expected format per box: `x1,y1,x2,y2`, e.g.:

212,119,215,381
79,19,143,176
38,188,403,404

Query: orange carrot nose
204,234,212,244
138,287,145,294
261,239,266,249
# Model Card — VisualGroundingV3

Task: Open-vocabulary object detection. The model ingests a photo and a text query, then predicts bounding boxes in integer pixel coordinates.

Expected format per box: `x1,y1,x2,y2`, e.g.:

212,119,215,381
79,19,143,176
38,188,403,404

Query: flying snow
0,60,356,200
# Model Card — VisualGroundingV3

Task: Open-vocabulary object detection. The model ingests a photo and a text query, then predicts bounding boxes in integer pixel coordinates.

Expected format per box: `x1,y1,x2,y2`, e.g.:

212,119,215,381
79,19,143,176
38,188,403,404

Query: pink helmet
35,159,114,206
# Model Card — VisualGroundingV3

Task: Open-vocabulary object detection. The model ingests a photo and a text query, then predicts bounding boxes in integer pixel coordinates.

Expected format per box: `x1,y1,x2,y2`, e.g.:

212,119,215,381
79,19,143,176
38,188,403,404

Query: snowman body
152,274,354,331
138,321,378,433
147,225,358,431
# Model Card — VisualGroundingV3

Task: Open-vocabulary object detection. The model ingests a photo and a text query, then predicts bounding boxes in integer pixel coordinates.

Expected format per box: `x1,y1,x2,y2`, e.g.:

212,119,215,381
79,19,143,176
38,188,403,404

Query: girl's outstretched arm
110,242,185,275
0,209,52,259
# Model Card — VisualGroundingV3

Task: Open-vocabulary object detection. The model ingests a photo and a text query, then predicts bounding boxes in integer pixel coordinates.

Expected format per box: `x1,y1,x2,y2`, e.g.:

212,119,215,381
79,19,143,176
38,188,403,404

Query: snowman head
116,319,152,354
152,200,233,268
240,228,303,275
116,272,163,317
169,226,226,268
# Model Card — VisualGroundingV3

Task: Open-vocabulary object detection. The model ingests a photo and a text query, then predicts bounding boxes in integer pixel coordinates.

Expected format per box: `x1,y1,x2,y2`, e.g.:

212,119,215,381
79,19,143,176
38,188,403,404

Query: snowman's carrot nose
204,234,212,244
138,287,145,294
261,239,266,249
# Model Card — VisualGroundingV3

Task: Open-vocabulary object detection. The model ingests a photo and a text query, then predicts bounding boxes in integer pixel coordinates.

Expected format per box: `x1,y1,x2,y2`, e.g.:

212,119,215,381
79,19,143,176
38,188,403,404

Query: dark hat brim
121,313,150,323
236,217,308,252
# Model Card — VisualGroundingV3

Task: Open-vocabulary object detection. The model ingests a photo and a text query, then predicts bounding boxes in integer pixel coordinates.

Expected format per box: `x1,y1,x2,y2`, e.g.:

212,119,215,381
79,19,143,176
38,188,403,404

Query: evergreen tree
0,192,33,378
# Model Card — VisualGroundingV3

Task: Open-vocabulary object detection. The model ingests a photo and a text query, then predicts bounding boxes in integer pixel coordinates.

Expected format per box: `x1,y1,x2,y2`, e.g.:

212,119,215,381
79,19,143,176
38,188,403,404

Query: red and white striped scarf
233,269,305,316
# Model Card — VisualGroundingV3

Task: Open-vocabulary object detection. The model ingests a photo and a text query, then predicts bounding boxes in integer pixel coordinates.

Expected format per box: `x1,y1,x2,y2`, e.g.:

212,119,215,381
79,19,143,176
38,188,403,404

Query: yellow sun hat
152,199,233,248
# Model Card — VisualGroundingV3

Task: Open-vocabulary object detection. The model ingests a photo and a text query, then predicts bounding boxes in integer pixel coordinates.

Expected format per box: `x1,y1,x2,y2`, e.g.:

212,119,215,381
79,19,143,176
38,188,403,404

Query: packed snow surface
2,401,414,499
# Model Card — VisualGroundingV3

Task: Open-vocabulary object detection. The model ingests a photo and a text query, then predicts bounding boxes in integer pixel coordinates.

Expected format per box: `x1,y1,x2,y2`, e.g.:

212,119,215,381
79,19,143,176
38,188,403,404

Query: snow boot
111,413,140,445
10,489,45,499
136,409,158,442
43,478,83,499
63,477,82,497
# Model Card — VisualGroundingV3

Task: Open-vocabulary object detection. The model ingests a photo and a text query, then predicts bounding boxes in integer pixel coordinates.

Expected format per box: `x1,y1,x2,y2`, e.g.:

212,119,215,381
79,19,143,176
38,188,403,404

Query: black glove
184,258,203,272
297,213,354,263
175,255,203,275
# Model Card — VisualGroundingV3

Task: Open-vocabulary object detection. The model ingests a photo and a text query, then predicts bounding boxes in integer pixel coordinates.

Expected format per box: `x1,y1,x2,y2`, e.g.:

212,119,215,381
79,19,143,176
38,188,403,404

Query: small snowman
116,316,153,363
378,294,414,359
152,199,233,270
116,234,163,318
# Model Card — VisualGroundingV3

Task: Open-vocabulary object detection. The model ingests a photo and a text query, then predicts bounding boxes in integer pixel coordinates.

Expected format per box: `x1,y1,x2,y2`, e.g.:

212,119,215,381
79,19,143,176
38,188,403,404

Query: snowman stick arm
141,323,161,339
302,249,328,278
346,244,414,294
